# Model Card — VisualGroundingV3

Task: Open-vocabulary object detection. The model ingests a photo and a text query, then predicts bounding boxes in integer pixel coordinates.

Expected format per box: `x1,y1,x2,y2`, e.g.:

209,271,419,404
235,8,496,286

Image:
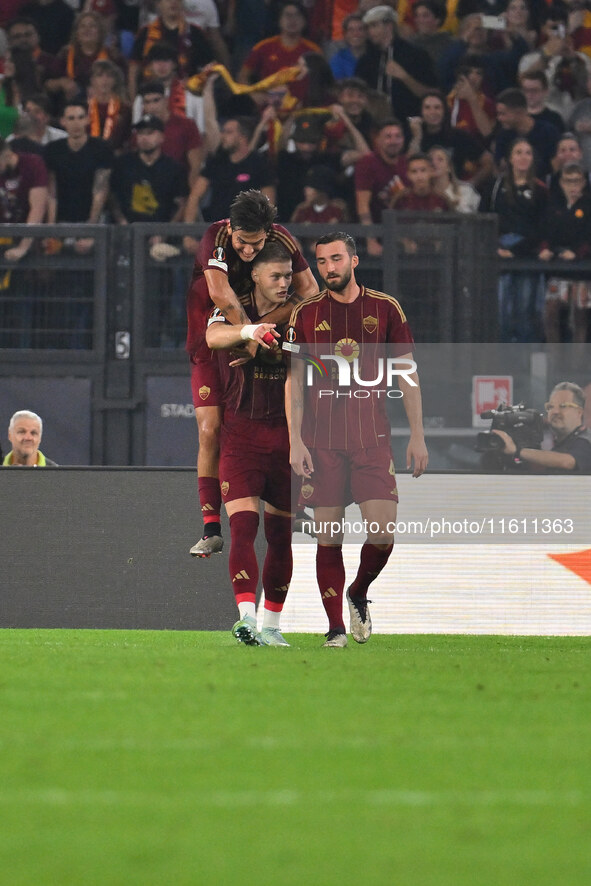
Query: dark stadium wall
0,470,253,630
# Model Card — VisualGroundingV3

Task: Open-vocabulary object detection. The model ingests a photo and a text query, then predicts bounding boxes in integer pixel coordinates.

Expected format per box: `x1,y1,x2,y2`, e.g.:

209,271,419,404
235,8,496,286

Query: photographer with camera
491,382,591,471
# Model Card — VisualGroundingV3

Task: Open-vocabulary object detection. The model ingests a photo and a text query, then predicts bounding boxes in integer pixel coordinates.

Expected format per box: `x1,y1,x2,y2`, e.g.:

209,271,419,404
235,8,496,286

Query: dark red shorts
298,446,398,509
219,422,292,512
190,353,224,409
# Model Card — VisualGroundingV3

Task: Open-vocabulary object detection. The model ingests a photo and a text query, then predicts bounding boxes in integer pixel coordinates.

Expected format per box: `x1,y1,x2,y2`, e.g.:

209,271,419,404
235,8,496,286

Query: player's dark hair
252,241,292,266
229,190,278,233
315,231,357,256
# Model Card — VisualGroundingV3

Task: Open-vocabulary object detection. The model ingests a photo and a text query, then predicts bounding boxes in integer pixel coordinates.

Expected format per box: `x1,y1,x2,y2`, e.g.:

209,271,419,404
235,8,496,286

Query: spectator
548,131,590,195
276,111,340,221
410,1,455,67
0,53,20,137
87,58,131,152
328,76,378,148
439,13,529,94
519,69,566,133
429,144,481,211
329,13,368,80
485,136,548,342
295,50,337,108
0,136,48,261
182,0,231,67
110,114,187,223
5,17,55,86
569,83,591,171
137,79,204,185
390,150,452,209
538,162,591,342
4,112,46,155
238,2,323,108
20,93,67,145
45,11,126,110
129,0,215,100
408,90,494,186
494,87,561,177
448,55,497,142
355,4,438,120
183,115,275,229
19,0,75,56
2,410,57,466
290,164,350,225
131,41,205,133
45,99,113,249
355,116,410,256
504,0,539,51
518,5,591,122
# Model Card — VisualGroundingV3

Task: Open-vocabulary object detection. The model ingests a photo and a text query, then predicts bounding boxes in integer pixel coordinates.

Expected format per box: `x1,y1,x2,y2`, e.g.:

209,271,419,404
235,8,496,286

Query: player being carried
285,232,428,647
205,242,295,646
185,189,318,558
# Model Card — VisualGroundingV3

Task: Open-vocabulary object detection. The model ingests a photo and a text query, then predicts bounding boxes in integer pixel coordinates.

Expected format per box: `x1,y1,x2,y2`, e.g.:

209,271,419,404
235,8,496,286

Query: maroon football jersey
286,287,414,450
207,293,287,439
185,220,309,357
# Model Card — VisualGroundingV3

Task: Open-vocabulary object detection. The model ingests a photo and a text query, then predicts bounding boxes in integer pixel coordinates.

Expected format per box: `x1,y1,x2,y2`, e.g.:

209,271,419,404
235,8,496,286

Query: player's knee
197,421,221,447
264,512,292,547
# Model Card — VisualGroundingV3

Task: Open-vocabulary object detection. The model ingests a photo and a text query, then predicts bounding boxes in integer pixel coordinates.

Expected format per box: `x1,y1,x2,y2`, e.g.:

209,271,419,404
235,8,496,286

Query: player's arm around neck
203,267,251,327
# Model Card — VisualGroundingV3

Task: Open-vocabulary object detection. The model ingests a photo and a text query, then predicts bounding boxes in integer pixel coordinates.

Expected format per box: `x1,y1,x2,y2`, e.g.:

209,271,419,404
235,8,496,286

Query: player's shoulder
363,286,408,321
269,223,300,253
289,289,329,323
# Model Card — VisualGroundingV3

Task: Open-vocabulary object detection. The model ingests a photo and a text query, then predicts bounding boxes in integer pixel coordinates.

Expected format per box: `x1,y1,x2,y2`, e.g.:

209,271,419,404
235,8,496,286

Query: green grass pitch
1,630,590,886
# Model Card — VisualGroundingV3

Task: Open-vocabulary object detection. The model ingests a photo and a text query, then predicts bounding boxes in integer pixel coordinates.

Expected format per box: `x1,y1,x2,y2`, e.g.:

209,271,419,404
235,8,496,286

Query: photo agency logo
303,345,417,399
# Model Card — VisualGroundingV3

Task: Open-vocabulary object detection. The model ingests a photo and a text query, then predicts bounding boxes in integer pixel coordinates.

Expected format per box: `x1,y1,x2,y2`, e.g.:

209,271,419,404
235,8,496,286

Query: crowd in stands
1,0,591,342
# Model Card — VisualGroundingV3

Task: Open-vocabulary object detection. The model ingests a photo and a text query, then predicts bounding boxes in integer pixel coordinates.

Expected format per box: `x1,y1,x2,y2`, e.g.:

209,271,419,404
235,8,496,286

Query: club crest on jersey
286,327,297,343
301,483,314,500
363,315,378,334
334,337,359,363
199,385,210,400
221,480,229,495
213,246,225,262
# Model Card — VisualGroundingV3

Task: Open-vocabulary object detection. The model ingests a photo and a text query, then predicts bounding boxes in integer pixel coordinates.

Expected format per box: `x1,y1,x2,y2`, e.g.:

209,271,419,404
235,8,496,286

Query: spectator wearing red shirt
0,137,48,261
355,117,409,256
238,2,323,107
137,79,203,185
391,152,452,211
447,55,497,143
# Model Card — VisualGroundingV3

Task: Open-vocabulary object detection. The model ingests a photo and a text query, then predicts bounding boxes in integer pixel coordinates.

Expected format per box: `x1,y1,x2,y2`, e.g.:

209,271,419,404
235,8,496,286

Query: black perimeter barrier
1,216,591,467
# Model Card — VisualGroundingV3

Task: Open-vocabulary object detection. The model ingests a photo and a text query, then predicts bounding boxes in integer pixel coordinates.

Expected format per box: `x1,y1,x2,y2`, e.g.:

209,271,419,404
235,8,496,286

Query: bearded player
206,242,295,646
186,189,317,558
285,232,428,647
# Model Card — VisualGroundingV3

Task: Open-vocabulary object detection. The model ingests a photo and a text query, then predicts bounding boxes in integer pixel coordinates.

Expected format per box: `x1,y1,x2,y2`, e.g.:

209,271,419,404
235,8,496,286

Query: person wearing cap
137,78,204,185
355,4,438,120
110,114,188,225
276,112,342,220
3,411,57,467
